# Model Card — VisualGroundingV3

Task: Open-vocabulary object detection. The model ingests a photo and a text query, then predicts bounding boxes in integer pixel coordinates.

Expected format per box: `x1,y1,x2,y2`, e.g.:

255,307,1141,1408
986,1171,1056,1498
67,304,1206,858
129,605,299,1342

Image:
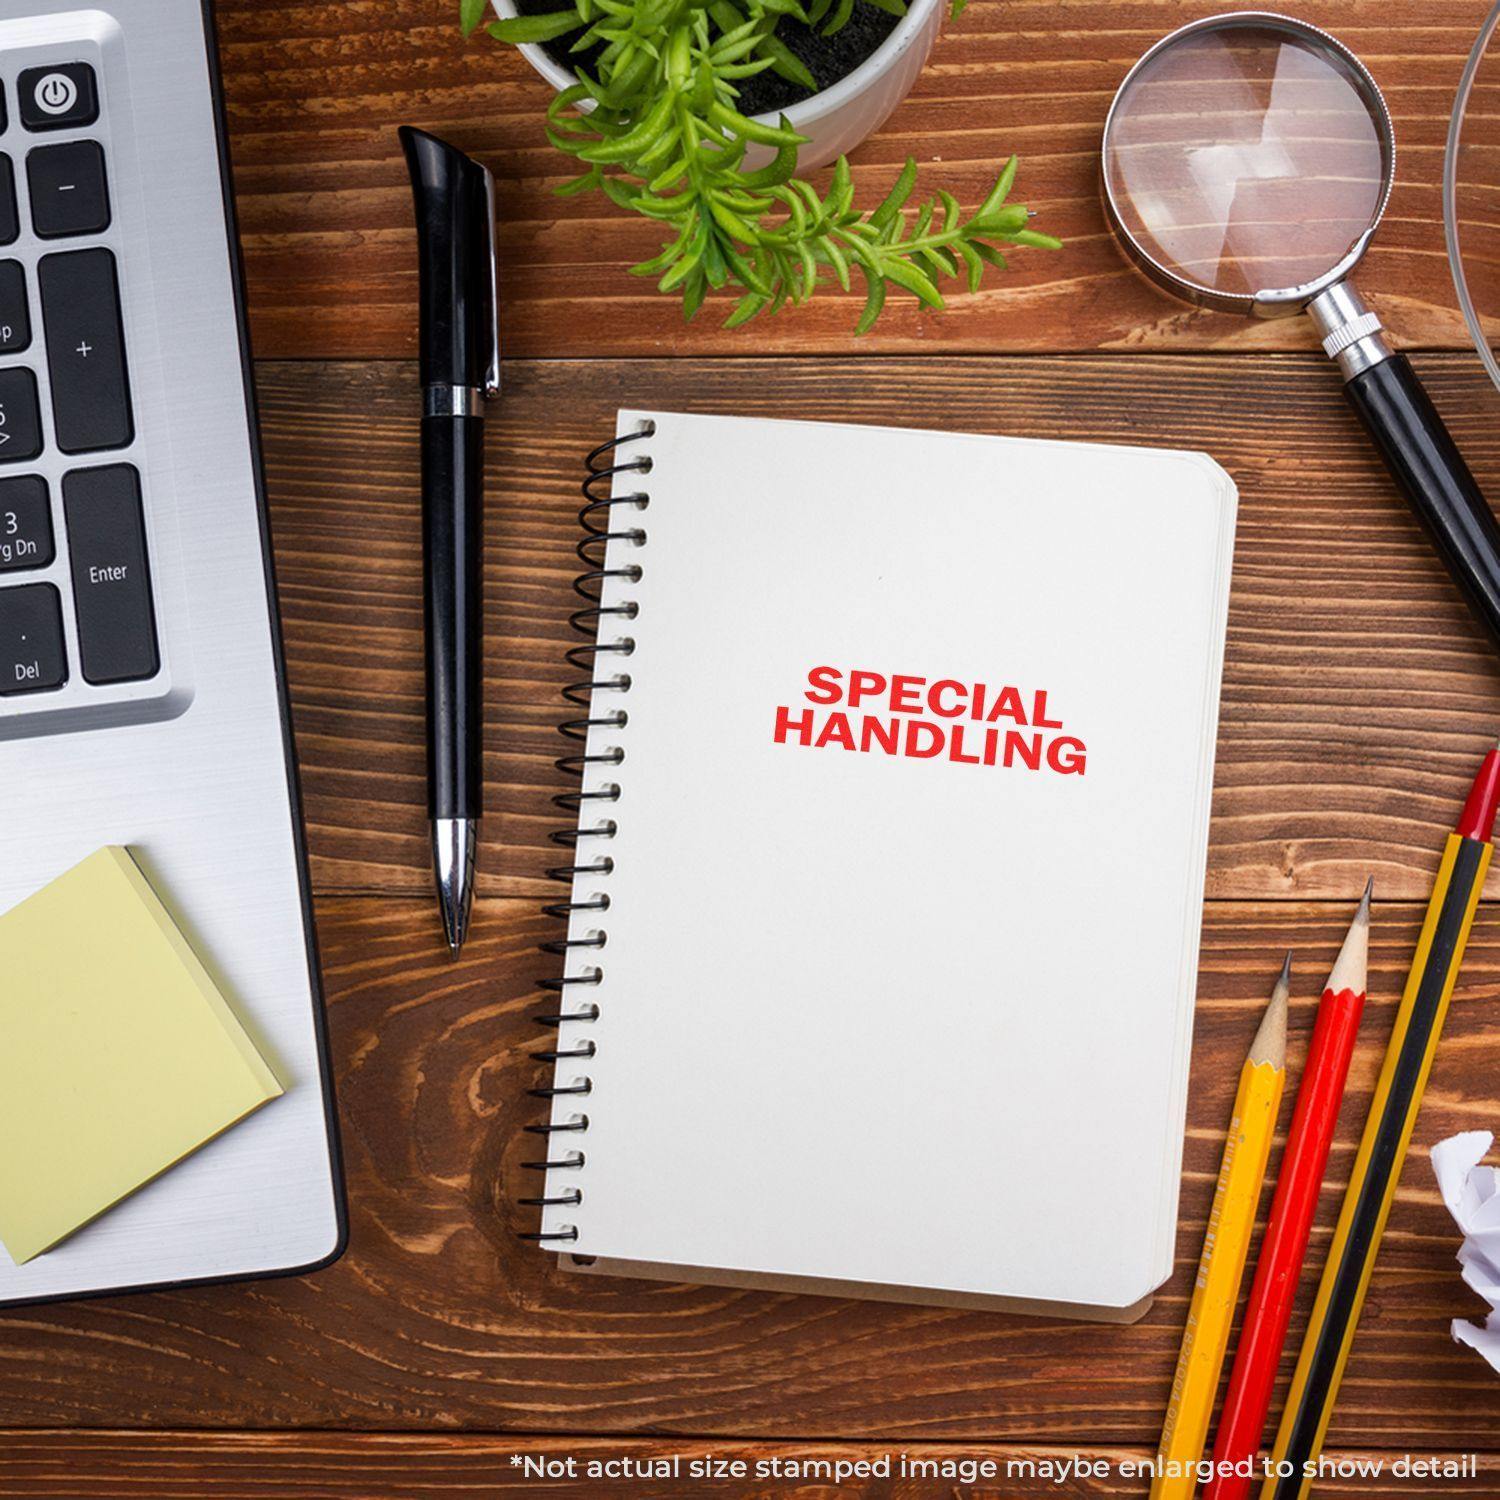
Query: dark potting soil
511,0,900,118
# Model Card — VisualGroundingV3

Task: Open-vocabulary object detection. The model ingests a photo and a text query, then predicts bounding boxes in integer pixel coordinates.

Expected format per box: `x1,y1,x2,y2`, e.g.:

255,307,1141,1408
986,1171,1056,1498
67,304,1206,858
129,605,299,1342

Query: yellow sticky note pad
0,847,282,1264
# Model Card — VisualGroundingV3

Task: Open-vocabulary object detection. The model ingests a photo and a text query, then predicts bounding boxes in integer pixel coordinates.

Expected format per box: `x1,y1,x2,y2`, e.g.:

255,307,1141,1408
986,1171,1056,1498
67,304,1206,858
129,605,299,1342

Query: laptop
0,0,346,1303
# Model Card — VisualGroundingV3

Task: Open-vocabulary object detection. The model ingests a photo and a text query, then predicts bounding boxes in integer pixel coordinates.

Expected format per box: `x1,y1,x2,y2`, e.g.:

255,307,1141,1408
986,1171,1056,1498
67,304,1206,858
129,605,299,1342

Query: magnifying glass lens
1103,23,1390,297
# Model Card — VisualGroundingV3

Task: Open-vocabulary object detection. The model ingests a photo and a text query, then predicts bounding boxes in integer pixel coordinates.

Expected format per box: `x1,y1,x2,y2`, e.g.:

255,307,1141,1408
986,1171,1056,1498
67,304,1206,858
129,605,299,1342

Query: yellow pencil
1152,957,1289,1500
1263,743,1500,1499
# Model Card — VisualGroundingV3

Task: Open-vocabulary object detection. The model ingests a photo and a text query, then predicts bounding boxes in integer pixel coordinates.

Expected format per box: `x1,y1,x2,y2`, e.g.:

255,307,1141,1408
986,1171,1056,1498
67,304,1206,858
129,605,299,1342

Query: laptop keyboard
0,58,159,701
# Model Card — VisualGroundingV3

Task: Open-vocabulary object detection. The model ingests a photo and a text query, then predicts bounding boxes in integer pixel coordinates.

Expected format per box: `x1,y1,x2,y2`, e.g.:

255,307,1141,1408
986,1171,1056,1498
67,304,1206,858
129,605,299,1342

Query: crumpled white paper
1431,1131,1500,1371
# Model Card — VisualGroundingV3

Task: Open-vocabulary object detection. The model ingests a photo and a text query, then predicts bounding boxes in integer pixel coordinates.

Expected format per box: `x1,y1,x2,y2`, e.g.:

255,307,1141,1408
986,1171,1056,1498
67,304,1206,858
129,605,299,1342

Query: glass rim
1445,0,1500,397
1101,9,1396,316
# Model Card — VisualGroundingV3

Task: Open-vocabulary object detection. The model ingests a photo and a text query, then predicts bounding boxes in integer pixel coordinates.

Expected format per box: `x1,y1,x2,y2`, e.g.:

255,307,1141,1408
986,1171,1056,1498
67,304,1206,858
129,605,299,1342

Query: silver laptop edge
0,0,346,1305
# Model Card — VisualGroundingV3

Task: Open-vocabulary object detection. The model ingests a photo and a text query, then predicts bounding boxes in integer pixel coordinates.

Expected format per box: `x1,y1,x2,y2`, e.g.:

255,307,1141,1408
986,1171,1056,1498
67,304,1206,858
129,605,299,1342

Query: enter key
63,464,159,684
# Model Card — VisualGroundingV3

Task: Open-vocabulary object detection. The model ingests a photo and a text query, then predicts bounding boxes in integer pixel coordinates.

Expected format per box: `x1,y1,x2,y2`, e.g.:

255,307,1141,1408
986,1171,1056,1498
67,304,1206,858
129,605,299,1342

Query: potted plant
461,0,1056,329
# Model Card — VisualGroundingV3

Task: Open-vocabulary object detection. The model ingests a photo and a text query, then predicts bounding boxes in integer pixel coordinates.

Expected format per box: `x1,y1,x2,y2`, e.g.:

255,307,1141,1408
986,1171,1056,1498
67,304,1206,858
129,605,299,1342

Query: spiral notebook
527,410,1237,1321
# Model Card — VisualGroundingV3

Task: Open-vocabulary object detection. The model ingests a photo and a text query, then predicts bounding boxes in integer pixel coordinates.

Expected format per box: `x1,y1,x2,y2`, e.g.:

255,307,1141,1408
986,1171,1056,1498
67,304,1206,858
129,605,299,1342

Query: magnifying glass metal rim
1444,0,1500,398
1100,9,1397,318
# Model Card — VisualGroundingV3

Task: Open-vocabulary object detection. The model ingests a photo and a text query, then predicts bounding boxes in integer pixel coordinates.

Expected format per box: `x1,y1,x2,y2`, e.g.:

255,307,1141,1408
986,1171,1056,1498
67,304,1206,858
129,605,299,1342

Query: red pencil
1202,881,1372,1500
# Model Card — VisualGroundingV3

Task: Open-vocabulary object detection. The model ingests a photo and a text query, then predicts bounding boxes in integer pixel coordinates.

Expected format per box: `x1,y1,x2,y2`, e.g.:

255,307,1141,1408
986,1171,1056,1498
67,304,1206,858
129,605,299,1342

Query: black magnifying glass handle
1314,284,1500,650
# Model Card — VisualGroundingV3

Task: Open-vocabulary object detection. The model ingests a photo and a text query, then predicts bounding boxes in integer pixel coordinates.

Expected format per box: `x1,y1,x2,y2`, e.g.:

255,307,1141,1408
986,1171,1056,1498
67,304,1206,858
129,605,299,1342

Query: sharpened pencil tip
1251,959,1290,1068
1326,882,1373,997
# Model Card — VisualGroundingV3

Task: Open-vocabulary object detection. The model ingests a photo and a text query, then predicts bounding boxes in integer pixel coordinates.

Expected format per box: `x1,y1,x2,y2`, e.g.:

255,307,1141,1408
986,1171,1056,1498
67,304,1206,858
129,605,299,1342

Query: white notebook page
541,411,1237,1312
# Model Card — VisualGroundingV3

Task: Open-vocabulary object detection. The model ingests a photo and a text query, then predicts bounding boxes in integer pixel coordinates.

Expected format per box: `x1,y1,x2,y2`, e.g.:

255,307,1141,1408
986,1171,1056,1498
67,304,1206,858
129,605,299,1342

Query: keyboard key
64,465,158,684
0,262,29,354
28,141,110,238
19,64,99,133
0,369,43,464
0,157,15,247
0,477,52,571
39,249,132,453
0,582,66,694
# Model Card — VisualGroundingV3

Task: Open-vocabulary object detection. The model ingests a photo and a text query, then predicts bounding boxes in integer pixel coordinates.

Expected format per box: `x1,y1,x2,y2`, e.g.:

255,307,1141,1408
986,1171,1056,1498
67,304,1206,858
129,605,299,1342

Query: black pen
400,128,499,954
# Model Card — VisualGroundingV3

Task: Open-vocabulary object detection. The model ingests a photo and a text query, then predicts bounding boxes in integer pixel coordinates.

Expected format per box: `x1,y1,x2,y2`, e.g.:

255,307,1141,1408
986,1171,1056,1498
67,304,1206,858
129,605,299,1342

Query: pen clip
482,163,501,401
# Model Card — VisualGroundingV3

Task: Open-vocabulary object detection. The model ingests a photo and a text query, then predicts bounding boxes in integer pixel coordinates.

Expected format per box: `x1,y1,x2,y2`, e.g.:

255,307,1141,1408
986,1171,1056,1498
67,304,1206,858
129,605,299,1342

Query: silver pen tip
441,900,470,957
433,817,478,957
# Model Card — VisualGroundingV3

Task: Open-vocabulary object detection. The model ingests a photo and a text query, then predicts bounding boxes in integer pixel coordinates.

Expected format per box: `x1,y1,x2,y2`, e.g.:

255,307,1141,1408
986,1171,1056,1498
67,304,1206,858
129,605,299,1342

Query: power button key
18,64,98,132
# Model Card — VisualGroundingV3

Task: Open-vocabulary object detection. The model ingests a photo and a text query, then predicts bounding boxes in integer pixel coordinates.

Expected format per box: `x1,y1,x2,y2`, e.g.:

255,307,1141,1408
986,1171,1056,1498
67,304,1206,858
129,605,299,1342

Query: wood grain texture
0,1433,1493,1497
257,353,1500,904
215,0,1491,360
11,0,1500,1477
1,896,1498,1447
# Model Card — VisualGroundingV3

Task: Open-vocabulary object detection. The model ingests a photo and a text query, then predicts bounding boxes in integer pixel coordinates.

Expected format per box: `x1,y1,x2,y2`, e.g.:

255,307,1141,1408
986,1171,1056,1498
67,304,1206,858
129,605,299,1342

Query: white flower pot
492,0,943,170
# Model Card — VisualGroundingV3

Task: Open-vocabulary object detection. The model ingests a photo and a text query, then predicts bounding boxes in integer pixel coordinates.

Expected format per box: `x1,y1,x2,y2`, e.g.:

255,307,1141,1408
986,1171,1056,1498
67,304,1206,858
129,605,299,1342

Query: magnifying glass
1103,11,1500,649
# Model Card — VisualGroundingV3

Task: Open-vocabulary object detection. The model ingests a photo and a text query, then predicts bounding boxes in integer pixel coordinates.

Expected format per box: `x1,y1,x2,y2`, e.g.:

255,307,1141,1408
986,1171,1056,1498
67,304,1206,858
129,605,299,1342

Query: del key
39,247,134,453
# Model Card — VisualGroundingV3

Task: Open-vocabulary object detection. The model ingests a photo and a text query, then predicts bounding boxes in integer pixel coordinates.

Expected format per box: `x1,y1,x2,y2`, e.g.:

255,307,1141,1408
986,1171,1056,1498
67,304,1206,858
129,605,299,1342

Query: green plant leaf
709,197,760,244
854,270,886,334
461,0,490,37
666,25,693,85
792,179,824,220
638,121,684,167
970,203,1029,234
631,218,695,275
488,11,582,43
648,155,690,191
717,235,770,293
738,137,800,189
822,0,854,35
707,100,806,146
722,291,768,327
634,191,697,219
976,155,1018,219
955,239,984,292
546,125,592,153
600,173,641,209
702,232,729,288
919,245,958,279
555,168,604,197
579,89,676,162
716,189,775,211
760,34,816,90
880,254,944,308
659,246,703,292
796,240,818,298
718,57,779,79
868,157,918,230
824,155,854,219
1009,228,1063,249
823,236,850,290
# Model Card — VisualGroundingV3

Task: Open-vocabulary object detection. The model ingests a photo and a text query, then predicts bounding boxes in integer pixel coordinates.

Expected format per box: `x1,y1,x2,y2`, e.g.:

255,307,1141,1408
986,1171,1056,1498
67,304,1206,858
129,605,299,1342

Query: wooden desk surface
7,2,1500,1494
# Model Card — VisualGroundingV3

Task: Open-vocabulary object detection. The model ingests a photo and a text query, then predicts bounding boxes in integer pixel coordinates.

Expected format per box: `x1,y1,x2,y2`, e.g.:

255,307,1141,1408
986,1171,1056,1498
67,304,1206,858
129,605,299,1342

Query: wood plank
256,354,1500,904
216,0,1488,359
1,896,1498,1445
0,1432,1492,1496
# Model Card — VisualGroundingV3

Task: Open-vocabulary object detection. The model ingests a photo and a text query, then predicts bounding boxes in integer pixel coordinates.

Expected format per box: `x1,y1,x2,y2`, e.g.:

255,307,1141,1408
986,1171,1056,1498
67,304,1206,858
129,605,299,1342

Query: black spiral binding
518,420,654,1246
